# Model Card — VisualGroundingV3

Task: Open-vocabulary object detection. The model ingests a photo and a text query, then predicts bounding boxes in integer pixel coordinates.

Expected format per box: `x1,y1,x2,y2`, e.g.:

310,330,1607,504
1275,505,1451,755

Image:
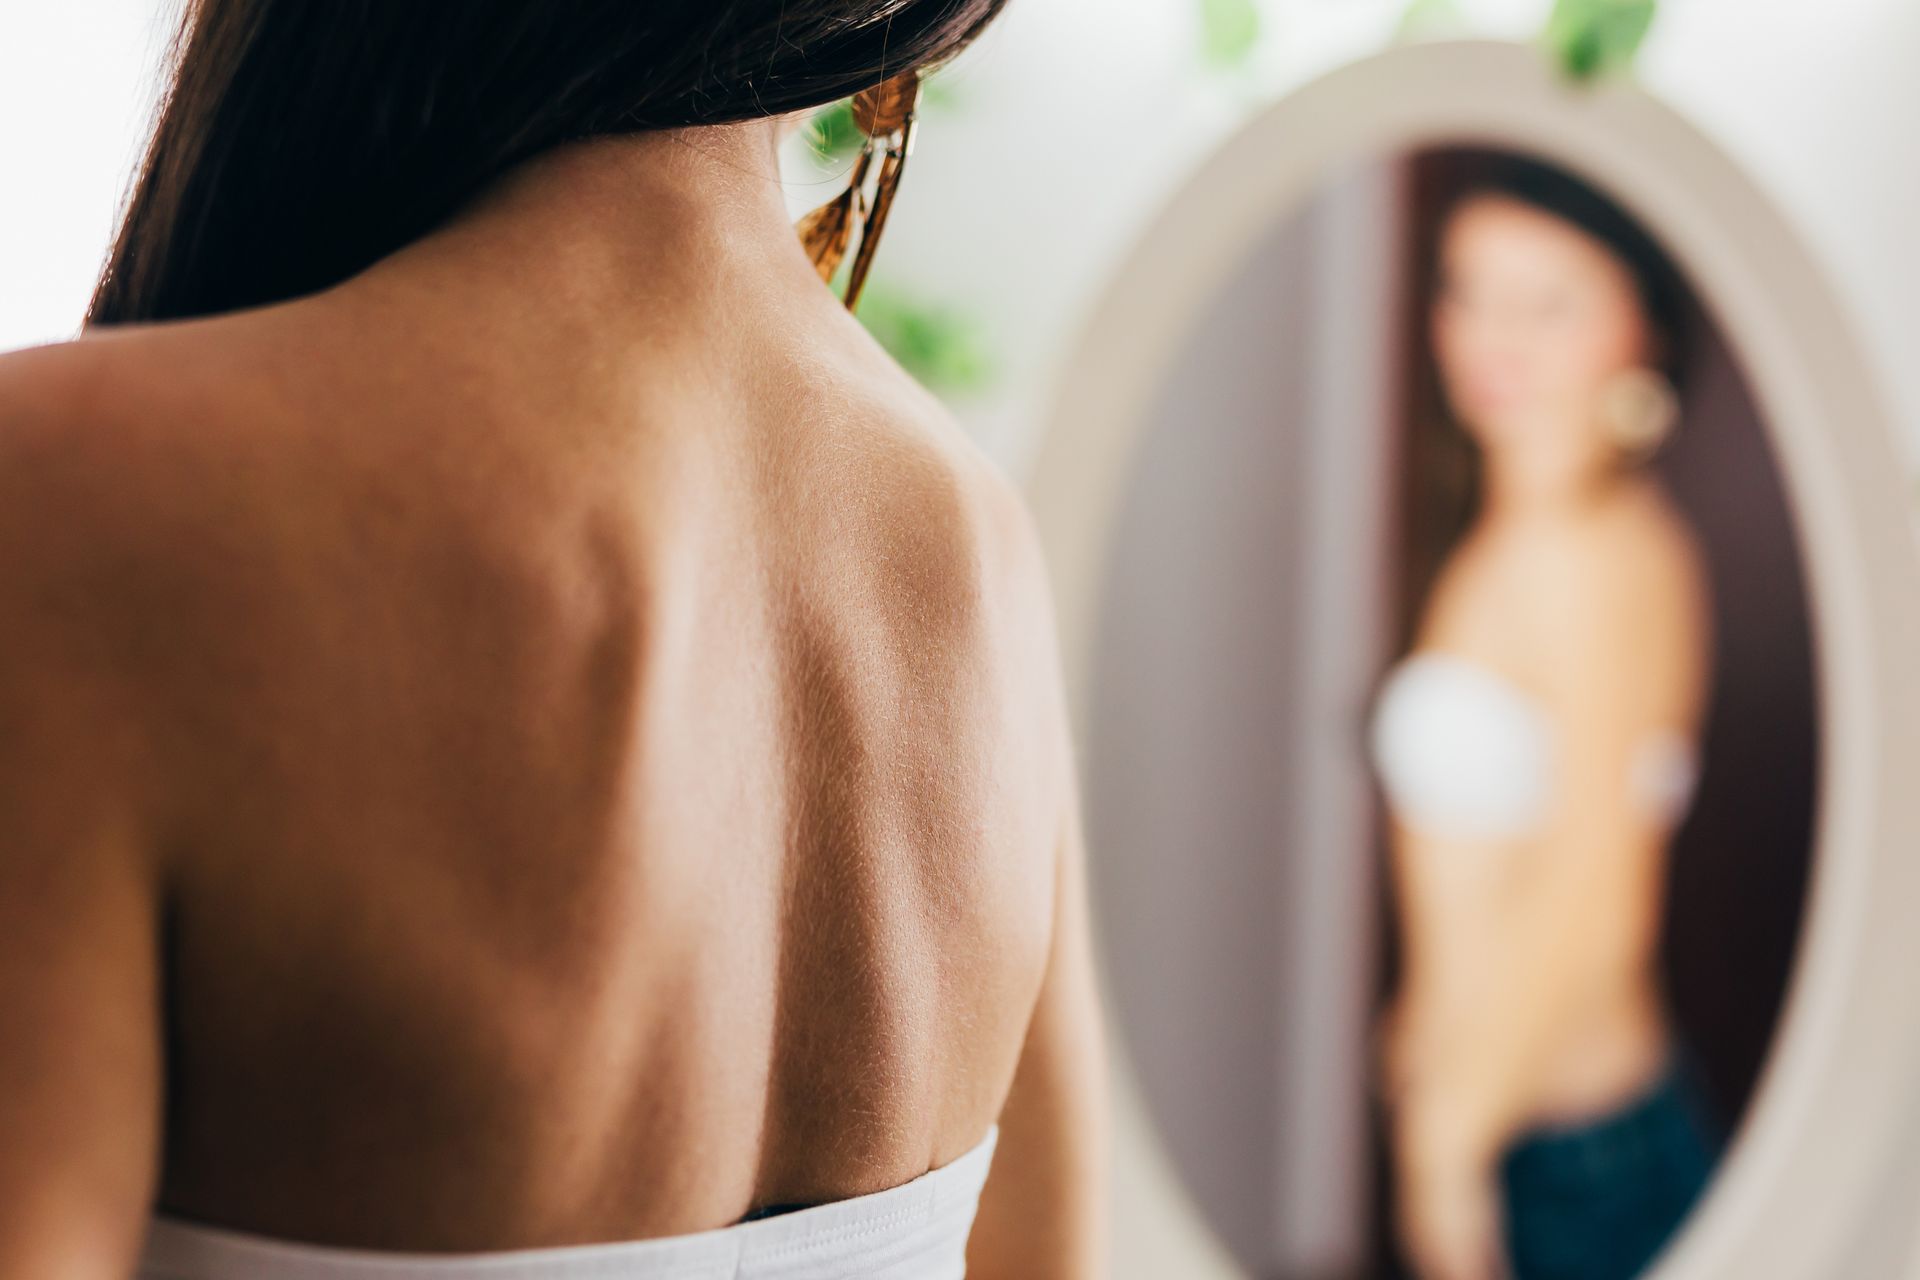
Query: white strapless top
136,1126,997,1280
1369,651,1698,842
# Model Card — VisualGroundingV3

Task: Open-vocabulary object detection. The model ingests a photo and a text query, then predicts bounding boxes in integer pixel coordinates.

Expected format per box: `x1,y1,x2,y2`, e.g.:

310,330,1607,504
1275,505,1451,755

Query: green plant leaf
920,74,963,113
1396,0,1470,42
805,100,865,162
1543,0,1659,81
854,281,999,400
1199,0,1261,71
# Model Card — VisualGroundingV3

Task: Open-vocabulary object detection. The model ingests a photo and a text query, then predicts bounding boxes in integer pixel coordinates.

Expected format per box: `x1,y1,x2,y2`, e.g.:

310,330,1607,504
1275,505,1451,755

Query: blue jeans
1498,1058,1723,1280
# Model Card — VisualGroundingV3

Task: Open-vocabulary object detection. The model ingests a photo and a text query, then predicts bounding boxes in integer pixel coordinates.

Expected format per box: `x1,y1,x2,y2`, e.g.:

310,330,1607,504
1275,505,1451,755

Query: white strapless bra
1370,651,1698,842
136,1126,997,1280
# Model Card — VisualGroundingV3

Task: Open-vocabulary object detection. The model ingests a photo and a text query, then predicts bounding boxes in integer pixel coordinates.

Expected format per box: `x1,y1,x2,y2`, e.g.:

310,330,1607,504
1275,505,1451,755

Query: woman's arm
966,773,1108,1280
966,493,1109,1280
0,353,169,1276
0,727,165,1277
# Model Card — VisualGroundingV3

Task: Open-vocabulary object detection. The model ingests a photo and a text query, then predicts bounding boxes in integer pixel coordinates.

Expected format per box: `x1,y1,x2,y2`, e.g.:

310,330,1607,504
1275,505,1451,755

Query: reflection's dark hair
1443,152,1692,378
1397,149,1702,649
87,0,1007,327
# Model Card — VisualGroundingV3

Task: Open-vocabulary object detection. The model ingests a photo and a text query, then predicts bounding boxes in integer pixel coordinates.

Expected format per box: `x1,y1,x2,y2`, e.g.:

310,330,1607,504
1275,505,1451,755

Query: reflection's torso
1375,678,1675,1125
1372,491,1705,1128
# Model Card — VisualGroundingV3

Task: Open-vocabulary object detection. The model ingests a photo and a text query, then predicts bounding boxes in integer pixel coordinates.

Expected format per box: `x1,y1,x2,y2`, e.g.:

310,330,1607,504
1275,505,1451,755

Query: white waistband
137,1126,998,1280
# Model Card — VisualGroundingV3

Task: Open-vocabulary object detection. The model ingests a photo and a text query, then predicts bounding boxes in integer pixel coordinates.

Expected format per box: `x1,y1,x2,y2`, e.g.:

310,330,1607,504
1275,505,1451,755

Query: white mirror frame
1028,38,1920,1280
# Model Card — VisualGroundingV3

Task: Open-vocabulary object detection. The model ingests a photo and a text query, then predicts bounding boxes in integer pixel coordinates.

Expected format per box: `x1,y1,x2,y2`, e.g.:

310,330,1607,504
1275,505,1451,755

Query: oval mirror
1028,39,1920,1280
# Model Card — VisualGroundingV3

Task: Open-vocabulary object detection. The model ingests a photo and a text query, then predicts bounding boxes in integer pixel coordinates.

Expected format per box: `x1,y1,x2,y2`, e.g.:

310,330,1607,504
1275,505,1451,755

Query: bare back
0,237,1071,1260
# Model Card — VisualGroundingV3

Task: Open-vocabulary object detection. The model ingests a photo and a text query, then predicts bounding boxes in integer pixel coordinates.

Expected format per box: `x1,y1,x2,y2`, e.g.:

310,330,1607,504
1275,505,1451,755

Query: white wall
0,1,177,349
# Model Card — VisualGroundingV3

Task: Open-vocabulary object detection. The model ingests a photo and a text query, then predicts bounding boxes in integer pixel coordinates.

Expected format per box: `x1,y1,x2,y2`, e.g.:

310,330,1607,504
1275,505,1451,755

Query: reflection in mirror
1086,146,1817,1280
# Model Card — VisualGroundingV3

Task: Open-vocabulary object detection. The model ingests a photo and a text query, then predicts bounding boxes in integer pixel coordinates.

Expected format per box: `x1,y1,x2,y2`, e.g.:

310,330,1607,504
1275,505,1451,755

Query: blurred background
6,3,1920,1278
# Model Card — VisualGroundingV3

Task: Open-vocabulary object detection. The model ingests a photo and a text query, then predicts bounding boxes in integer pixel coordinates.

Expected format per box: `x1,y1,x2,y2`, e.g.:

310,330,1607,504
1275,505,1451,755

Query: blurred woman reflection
1369,158,1724,1280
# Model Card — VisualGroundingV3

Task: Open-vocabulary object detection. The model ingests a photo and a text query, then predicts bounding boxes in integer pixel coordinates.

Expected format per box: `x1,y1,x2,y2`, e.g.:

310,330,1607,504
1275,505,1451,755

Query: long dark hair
87,0,1006,328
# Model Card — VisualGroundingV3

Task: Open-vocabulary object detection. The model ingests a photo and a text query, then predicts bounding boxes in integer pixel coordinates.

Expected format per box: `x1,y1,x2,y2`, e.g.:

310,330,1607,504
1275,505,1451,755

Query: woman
0,3,1105,1278
1371,157,1722,1280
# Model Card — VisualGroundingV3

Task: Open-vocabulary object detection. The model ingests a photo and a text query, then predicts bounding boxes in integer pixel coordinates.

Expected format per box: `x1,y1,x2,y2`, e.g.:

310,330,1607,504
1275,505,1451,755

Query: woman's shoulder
0,309,389,694
0,327,150,445
0,330,202,581
1596,475,1704,559
0,311,309,532
1486,481,1702,600
791,323,1050,608
0,330,252,817
1502,482,1710,679
1577,480,1710,626
0,304,317,480
1427,482,1707,675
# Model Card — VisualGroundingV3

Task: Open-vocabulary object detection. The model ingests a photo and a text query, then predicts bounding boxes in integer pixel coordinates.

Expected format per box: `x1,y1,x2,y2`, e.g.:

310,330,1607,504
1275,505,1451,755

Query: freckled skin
0,121,1104,1278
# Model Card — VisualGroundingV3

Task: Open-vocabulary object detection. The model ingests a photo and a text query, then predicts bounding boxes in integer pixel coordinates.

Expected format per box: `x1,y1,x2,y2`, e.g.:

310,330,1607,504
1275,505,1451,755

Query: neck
1478,430,1623,522
352,118,829,326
